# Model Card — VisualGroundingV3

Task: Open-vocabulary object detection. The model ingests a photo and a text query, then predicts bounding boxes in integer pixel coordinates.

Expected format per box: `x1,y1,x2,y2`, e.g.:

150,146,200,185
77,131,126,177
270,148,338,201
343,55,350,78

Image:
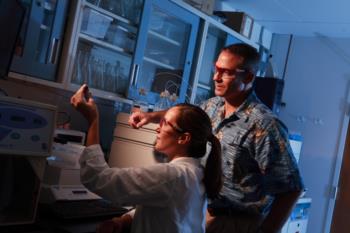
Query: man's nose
213,72,222,81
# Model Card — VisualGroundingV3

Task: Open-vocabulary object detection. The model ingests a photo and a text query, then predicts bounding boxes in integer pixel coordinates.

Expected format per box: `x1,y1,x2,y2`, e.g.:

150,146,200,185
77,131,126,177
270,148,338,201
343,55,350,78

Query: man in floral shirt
202,43,304,233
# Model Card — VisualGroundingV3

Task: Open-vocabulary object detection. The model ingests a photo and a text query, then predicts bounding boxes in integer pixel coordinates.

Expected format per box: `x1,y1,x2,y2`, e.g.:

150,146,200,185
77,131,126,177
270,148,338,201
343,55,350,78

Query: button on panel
10,132,21,140
31,135,40,142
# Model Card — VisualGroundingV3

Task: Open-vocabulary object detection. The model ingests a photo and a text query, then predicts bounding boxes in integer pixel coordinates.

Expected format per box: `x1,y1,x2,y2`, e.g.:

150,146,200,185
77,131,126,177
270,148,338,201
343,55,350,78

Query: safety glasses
159,118,184,133
214,64,248,78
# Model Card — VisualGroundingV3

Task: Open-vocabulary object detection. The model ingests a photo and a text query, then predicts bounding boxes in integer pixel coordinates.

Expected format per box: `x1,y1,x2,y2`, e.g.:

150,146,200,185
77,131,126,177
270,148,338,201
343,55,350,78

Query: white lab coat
80,144,206,233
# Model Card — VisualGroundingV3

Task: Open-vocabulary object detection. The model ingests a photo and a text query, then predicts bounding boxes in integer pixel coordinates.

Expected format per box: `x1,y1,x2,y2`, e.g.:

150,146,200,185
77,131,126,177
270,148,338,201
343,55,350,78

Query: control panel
0,96,56,156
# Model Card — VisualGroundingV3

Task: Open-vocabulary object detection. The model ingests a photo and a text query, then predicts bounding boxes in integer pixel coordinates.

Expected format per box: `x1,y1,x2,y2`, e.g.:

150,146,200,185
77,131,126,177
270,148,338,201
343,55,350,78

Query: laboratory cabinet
10,0,70,81
127,0,199,105
65,0,199,106
67,0,142,98
7,0,267,108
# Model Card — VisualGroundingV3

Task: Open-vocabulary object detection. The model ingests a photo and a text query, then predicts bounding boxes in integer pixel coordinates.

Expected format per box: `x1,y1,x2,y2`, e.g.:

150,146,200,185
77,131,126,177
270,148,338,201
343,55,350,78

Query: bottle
154,90,171,111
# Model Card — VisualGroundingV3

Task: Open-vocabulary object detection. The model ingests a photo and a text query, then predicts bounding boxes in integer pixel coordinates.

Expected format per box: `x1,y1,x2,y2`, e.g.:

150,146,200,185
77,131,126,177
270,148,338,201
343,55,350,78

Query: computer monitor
289,134,303,163
0,0,25,79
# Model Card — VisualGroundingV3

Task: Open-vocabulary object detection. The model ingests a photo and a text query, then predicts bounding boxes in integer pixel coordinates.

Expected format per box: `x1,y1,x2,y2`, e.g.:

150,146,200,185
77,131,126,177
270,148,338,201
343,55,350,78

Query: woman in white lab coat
70,84,222,233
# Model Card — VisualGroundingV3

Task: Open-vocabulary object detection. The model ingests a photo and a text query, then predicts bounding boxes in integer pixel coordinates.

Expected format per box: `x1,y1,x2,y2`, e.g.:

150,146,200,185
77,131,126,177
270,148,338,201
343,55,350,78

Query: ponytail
203,134,222,199
172,103,223,199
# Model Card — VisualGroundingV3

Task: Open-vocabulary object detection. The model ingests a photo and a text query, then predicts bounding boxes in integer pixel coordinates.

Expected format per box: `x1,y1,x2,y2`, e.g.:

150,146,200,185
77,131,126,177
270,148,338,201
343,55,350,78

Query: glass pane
80,8,113,40
87,0,143,25
198,26,227,86
80,7,137,54
137,6,191,99
194,87,213,105
35,0,57,63
72,41,131,96
105,21,137,53
15,0,32,57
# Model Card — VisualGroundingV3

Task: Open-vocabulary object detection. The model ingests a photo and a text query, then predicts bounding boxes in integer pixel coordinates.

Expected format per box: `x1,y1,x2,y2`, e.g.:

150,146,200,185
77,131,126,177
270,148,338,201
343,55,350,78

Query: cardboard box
214,11,254,39
183,0,215,15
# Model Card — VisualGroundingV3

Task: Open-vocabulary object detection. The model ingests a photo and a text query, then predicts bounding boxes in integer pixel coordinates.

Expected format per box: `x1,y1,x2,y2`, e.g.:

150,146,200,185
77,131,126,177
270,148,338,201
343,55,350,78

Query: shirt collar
220,91,259,120
170,156,201,166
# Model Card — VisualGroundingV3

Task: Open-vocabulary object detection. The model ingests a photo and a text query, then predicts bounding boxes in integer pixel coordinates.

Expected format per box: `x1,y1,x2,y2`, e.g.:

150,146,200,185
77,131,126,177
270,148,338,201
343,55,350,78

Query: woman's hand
128,111,150,129
70,84,98,124
128,110,166,129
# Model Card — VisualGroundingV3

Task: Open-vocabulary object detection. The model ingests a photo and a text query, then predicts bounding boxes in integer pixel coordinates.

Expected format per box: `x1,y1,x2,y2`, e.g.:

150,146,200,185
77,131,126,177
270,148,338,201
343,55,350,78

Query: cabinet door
70,0,143,96
190,24,243,104
128,0,199,105
10,0,69,81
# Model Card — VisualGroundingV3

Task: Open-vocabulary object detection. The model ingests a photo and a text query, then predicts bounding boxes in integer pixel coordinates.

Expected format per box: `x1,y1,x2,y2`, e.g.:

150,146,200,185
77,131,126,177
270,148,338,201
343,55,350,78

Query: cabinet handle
130,64,140,86
36,0,42,7
48,38,60,64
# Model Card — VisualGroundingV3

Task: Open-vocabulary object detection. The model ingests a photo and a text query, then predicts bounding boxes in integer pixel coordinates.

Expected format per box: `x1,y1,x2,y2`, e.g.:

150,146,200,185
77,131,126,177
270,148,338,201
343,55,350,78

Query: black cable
56,111,71,127
0,88,8,96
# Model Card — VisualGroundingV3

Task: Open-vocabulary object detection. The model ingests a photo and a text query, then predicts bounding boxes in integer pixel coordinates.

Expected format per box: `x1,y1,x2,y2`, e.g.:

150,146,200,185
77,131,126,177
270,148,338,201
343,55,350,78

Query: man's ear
243,72,254,84
178,132,191,145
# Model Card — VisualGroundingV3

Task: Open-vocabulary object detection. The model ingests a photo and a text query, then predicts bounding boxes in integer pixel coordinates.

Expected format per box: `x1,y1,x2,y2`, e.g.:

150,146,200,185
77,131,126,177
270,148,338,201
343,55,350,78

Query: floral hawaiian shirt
201,92,304,215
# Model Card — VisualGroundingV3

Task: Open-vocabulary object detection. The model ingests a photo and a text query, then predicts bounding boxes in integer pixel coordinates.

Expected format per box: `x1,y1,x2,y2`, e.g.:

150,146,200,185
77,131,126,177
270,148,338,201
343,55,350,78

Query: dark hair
173,103,222,199
222,43,260,73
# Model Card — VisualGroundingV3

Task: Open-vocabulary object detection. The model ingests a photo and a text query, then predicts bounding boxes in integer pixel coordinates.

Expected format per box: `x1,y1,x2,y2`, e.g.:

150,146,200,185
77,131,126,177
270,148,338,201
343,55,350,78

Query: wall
271,34,350,233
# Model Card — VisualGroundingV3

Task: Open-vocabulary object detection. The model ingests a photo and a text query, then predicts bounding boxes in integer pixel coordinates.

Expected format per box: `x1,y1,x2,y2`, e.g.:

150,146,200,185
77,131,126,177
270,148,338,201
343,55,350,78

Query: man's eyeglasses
214,65,247,78
159,118,184,133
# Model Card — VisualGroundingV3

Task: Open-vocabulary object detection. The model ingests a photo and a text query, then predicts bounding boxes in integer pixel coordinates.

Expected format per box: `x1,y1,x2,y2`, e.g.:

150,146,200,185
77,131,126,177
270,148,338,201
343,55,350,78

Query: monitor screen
0,0,25,78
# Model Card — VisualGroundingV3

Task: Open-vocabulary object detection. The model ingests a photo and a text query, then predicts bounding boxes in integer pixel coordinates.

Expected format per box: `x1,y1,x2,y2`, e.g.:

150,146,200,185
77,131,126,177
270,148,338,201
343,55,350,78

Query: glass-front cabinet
67,0,199,106
10,0,69,81
128,0,199,105
8,0,263,108
70,0,142,96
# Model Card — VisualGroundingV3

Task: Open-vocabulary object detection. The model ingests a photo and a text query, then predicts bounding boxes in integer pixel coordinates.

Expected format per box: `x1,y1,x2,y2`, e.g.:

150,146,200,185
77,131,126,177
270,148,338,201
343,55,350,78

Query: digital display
56,133,84,144
11,115,26,122
72,190,87,194
33,118,42,125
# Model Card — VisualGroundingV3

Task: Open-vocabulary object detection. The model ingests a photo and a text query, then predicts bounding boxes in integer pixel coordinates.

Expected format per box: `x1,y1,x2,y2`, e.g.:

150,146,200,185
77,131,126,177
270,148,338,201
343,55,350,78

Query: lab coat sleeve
79,144,181,207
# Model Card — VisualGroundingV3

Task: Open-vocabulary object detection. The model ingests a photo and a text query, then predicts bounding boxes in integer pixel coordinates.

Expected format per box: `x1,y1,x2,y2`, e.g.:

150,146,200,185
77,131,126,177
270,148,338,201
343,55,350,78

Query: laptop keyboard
45,199,129,219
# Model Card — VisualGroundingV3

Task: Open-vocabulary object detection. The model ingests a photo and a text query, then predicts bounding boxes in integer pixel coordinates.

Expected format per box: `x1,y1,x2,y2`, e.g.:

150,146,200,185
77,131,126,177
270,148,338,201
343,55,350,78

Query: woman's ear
178,132,191,145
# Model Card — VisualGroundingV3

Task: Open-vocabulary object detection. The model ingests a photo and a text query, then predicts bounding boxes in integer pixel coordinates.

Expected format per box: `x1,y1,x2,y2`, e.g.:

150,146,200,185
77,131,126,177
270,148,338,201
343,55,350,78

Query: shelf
8,72,65,90
114,24,136,39
143,57,176,70
84,1,137,30
43,2,55,11
148,30,181,47
79,33,133,56
169,0,259,50
197,83,211,90
40,24,49,31
68,83,133,104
